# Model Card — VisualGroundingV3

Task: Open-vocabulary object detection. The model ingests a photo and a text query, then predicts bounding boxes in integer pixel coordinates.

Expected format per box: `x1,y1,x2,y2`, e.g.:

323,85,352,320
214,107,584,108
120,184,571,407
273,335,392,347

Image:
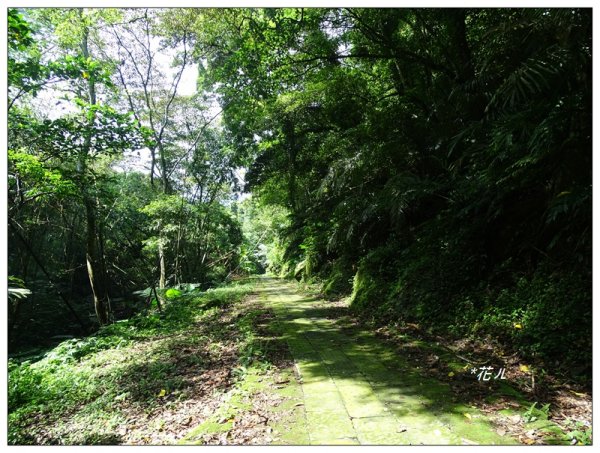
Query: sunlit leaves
48,55,114,87
8,150,77,203
14,104,145,160
8,9,34,50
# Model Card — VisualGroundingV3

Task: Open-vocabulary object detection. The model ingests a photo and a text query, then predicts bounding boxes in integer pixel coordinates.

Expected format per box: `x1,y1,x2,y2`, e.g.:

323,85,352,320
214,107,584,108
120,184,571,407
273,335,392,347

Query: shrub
322,257,354,299
349,244,400,313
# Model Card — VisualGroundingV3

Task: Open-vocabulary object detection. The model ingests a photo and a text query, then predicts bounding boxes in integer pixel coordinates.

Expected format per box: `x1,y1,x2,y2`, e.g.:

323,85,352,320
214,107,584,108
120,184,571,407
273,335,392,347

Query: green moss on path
181,277,571,446
251,277,568,445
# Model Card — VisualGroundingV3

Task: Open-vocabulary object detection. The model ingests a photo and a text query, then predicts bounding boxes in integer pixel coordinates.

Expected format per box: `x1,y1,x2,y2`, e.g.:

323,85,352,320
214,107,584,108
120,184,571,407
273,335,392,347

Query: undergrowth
8,280,255,445
345,242,591,380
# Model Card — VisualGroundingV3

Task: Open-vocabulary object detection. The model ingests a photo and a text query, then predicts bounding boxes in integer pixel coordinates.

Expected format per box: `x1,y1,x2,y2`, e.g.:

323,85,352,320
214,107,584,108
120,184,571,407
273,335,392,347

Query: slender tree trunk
174,225,182,285
159,241,166,289
284,120,298,212
149,146,157,187
85,199,110,325
157,141,171,194
108,15,191,293
448,9,474,84
80,21,111,325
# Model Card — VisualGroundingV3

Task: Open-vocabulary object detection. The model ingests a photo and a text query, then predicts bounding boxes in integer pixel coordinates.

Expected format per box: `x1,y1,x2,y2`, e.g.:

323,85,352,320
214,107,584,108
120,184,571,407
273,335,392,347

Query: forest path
259,277,515,445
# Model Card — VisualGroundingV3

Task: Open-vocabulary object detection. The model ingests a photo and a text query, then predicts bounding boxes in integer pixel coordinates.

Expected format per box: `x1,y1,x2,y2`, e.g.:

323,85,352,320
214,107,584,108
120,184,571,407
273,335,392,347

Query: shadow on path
259,277,517,445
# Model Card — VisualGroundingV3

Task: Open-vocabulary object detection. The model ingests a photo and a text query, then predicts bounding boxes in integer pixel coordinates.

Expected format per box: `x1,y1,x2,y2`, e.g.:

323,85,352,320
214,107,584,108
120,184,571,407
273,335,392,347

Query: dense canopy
7,7,592,446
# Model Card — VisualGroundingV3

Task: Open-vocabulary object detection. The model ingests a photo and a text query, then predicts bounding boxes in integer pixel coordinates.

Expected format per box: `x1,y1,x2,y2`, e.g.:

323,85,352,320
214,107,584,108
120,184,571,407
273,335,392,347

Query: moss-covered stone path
260,277,517,445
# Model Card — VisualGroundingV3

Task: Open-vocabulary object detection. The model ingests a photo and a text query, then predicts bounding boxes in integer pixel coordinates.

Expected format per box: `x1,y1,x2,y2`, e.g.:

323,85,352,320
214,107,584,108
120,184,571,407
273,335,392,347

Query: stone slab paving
260,278,516,445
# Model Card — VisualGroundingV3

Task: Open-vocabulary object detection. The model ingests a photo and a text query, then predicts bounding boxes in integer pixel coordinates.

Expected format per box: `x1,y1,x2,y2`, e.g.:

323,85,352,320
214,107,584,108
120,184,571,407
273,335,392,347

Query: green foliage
13,104,146,160
48,54,114,87
479,271,591,371
236,309,267,368
164,288,182,299
7,360,44,413
523,402,550,423
45,336,130,365
8,9,45,100
7,7,248,352
7,8,592,430
8,149,77,201
8,276,32,303
236,197,291,275
8,9,34,50
350,245,399,315
8,281,254,444
203,8,591,378
348,239,591,373
7,288,32,301
140,195,243,287
564,419,592,445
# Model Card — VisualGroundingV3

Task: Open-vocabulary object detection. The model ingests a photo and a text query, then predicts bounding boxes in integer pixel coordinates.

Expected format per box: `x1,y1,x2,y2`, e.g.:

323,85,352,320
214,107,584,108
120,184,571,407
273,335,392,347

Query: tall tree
10,8,146,325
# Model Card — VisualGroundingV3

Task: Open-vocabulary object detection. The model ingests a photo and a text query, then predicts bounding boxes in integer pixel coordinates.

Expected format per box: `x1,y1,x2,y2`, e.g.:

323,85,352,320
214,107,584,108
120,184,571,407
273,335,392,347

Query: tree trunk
284,120,298,212
158,141,171,194
159,240,166,289
85,199,110,325
80,20,111,325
